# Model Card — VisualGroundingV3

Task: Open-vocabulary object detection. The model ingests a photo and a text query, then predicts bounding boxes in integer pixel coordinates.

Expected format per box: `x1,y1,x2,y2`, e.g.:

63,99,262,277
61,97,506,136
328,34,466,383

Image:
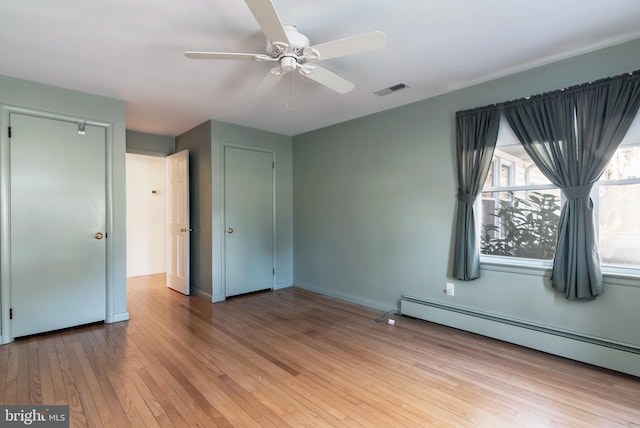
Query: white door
166,150,190,295
224,146,274,297
10,113,106,337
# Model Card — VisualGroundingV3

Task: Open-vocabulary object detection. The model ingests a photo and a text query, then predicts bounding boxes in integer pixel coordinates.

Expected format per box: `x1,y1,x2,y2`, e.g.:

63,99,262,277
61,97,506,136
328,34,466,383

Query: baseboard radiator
400,295,640,378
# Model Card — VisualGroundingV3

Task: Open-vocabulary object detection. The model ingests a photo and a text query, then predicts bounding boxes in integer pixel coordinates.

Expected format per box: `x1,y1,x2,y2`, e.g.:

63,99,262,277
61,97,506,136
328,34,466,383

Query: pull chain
286,72,294,110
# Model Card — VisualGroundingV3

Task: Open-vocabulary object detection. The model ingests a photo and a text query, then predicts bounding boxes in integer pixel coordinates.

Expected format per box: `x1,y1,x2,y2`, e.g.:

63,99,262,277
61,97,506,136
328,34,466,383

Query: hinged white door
166,150,190,295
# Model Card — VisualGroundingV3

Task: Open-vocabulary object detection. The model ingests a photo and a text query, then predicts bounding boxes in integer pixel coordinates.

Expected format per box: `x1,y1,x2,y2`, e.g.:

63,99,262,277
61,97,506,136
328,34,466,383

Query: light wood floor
1,274,639,427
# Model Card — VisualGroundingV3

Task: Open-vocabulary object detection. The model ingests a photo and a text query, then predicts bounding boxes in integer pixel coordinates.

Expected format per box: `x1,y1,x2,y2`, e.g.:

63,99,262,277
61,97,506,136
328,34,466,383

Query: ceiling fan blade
255,68,283,95
184,51,261,60
302,66,355,94
244,0,290,46
305,31,386,61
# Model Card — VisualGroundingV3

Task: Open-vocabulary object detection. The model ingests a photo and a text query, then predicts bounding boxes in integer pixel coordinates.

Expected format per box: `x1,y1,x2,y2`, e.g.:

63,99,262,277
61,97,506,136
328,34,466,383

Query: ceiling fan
184,0,387,95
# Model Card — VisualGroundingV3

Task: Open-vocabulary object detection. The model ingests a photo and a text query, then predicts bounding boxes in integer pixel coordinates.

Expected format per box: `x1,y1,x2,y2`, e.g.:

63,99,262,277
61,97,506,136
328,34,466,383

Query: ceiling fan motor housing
266,25,310,58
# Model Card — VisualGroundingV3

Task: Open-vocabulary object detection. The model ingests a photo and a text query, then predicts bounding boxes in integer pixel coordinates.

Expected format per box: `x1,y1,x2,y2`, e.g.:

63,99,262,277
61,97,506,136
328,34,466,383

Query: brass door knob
94,232,104,240
180,228,193,232
226,227,234,234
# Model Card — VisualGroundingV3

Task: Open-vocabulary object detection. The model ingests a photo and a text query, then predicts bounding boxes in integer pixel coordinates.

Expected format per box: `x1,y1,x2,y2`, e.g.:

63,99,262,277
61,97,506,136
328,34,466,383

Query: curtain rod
456,69,640,116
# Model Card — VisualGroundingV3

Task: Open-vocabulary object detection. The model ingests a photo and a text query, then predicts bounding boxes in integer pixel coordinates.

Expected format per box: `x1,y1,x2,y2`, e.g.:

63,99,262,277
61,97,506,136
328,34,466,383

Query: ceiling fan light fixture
280,56,297,73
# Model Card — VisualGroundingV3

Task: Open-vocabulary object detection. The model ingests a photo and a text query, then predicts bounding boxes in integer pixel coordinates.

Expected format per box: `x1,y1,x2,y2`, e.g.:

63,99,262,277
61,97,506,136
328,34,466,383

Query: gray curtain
452,107,500,280
504,74,640,300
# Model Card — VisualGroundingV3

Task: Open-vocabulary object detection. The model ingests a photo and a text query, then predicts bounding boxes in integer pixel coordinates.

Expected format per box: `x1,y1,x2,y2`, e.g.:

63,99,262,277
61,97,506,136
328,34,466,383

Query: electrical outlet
445,282,455,296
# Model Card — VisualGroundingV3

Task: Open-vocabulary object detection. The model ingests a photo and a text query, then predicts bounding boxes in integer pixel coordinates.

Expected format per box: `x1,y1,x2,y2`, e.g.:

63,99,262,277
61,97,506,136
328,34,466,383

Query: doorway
125,153,167,278
125,151,191,295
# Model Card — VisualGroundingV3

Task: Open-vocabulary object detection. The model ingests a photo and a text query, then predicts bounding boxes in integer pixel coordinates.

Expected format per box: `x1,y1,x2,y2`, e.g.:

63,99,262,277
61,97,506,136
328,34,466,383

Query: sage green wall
0,74,128,342
176,119,293,302
126,130,175,156
293,39,640,348
176,121,213,298
209,120,293,302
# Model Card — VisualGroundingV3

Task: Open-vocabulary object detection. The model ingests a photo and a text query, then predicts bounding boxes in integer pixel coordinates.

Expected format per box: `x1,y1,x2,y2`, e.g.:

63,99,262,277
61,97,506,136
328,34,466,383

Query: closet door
10,113,106,337
224,146,274,297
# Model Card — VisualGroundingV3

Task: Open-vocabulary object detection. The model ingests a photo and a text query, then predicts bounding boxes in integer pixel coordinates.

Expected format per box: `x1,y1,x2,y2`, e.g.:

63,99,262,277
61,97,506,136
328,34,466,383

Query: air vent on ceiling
374,82,409,97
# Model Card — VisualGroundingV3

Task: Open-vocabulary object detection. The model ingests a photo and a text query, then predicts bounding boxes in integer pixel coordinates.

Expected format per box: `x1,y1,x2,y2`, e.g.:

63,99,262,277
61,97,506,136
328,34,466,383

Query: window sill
480,257,640,287
601,265,640,287
480,256,552,277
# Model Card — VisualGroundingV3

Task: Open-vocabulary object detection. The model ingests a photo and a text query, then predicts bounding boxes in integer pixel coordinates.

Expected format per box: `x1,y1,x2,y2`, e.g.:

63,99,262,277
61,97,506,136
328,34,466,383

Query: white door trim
220,142,277,299
0,105,115,344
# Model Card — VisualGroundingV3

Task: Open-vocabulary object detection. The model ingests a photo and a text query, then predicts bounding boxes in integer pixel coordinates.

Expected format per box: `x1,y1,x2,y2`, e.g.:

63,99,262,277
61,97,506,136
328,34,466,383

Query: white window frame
592,175,640,277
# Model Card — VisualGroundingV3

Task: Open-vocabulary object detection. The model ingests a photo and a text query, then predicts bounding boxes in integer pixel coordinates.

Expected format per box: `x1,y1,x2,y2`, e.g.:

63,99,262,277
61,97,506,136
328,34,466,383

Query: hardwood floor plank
135,366,187,428
61,334,103,428
81,327,137,428
70,340,118,428
2,344,19,405
27,339,43,404
47,336,69,405
216,373,291,427
133,336,232,427
1,274,639,427
16,340,30,404
36,337,55,405
0,345,7,402
54,335,88,426
128,343,205,427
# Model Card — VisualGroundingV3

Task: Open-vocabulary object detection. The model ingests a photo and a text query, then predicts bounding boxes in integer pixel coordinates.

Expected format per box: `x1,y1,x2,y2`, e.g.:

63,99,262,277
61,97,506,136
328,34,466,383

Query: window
479,114,640,269
595,130,640,268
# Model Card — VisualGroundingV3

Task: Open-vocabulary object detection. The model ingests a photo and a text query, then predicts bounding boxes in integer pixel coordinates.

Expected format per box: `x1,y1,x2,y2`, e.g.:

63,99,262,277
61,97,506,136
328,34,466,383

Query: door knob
226,227,234,234
180,228,193,232
94,232,103,240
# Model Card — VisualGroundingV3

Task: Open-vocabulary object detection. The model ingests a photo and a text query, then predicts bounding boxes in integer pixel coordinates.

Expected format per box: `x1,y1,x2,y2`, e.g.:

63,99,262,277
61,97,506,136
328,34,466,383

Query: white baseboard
401,295,640,377
110,312,130,323
192,288,213,301
275,281,293,290
294,282,391,312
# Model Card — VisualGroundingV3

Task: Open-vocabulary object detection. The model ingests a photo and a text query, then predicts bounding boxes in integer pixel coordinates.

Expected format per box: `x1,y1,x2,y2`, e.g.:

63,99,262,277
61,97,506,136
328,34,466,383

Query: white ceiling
1,1,640,137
